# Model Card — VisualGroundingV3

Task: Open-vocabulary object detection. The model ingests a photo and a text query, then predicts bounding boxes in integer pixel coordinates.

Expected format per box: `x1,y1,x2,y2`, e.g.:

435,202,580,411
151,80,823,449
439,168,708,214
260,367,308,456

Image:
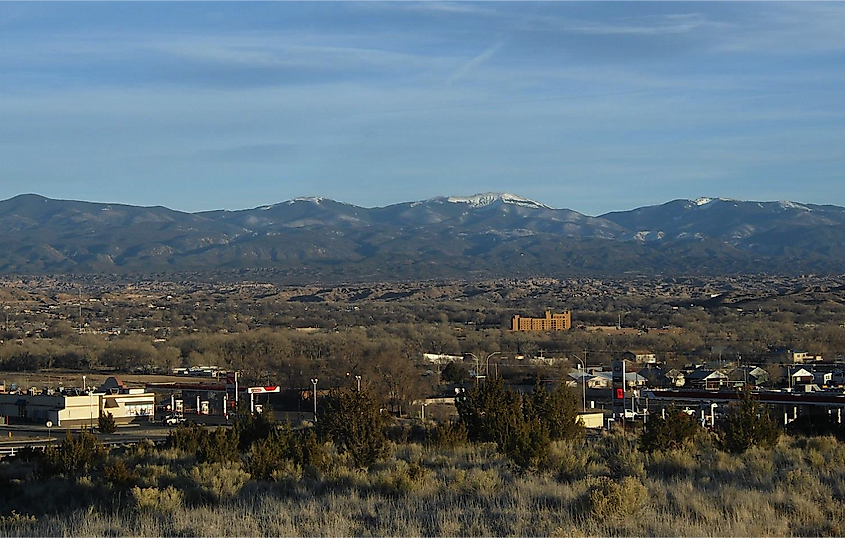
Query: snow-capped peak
289,197,325,204
689,197,737,208
445,193,552,210
778,201,811,212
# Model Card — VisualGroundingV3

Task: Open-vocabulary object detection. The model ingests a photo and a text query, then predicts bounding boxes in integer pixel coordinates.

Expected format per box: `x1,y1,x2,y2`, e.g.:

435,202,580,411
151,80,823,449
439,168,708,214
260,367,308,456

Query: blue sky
1,2,844,215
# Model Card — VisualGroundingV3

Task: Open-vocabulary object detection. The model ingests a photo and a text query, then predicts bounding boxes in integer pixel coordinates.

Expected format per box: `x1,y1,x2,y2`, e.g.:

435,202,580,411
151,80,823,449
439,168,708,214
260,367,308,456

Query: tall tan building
511,310,571,331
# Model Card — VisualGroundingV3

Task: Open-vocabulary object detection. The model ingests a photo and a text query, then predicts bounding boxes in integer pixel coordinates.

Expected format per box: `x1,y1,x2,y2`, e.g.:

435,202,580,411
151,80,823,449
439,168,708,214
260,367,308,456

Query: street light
484,352,501,377
467,353,481,386
311,378,318,423
355,375,362,392
467,352,500,385
82,375,94,432
89,388,94,433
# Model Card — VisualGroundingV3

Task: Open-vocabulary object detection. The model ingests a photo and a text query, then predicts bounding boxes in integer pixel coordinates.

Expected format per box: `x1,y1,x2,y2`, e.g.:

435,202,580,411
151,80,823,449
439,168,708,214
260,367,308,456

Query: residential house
771,349,822,364
664,368,686,388
622,349,658,364
728,366,769,388
685,368,729,390
592,370,648,389
637,367,684,388
790,367,815,385
814,371,833,387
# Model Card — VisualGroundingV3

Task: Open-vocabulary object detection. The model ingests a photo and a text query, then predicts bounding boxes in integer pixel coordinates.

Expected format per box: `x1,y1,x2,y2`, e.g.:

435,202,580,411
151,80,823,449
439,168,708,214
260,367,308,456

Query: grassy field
1,431,844,537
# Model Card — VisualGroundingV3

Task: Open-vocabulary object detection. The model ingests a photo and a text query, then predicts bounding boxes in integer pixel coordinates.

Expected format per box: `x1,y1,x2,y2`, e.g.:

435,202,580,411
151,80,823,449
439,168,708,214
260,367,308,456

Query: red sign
247,386,280,394
615,388,625,400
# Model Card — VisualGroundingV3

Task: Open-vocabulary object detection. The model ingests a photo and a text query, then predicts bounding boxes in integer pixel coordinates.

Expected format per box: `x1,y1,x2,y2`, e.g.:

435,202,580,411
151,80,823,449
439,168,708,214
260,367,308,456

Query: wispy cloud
446,41,504,85
1,2,844,214
709,3,845,54
569,13,715,36
362,2,499,17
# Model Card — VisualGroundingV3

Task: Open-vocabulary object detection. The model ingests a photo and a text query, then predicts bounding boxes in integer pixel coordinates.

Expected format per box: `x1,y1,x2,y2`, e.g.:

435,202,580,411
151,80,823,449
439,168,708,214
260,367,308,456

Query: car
163,414,186,426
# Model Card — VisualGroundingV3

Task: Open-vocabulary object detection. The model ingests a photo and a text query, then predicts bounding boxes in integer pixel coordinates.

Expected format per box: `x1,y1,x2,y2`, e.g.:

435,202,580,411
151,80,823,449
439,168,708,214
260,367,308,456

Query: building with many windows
511,310,571,331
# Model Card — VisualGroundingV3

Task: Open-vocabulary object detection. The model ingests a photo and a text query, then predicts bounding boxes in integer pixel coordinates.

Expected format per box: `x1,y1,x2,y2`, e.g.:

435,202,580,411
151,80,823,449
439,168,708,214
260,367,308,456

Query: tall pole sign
226,371,239,413
612,360,626,427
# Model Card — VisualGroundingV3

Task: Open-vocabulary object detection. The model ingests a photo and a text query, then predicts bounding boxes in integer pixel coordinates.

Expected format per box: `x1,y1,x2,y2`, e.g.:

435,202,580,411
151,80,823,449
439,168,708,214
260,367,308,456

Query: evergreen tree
39,430,106,477
440,361,470,384
317,388,389,468
639,405,701,453
234,407,276,451
456,376,516,443
719,392,781,454
527,378,584,441
98,411,117,434
457,377,584,469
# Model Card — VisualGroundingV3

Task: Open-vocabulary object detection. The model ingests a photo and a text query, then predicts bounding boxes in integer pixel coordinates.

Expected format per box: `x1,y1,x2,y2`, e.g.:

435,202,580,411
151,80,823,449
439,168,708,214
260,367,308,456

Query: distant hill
2,192,845,278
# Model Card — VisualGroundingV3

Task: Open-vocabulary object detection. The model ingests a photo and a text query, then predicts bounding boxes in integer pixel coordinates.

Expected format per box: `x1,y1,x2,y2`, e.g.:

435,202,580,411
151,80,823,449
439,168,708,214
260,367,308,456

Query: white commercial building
0,377,154,427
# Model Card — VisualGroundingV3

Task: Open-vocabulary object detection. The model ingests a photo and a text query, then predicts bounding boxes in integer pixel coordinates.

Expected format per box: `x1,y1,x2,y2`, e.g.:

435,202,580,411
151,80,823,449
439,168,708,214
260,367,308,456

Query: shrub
640,405,702,453
196,428,240,464
103,459,138,488
166,424,239,463
440,362,470,384
187,462,250,503
527,378,584,441
130,486,185,513
595,432,647,479
501,415,550,470
551,441,589,481
456,377,516,443
580,476,648,519
427,421,468,448
166,423,205,453
719,393,781,454
245,428,294,481
297,429,329,473
457,377,583,469
373,460,432,496
234,408,276,451
317,389,389,468
98,412,117,434
0,510,37,526
39,431,106,478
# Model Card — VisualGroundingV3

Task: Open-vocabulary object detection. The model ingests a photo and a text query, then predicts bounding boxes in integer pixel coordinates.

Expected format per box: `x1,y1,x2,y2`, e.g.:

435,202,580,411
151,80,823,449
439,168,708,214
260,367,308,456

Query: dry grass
2,434,845,536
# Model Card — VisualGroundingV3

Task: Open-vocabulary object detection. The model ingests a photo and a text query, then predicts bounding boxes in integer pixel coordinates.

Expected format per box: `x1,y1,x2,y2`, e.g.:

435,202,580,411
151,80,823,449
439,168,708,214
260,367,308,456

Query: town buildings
0,377,154,427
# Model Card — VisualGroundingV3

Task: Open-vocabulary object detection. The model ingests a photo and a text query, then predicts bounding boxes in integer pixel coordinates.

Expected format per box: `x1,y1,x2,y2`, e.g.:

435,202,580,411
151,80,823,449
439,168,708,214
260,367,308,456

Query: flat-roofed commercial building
511,310,571,331
0,377,154,427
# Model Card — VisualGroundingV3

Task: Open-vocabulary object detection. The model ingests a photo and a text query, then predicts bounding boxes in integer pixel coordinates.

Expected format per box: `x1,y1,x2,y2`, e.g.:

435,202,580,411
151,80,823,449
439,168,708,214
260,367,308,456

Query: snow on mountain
634,230,665,242
288,197,326,204
690,197,737,208
445,193,552,210
778,201,811,212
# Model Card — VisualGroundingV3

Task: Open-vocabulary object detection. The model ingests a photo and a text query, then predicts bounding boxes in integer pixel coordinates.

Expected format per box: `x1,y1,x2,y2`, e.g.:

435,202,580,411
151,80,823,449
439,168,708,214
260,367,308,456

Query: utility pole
311,378,318,423
77,285,83,330
582,350,588,411
234,371,239,410
575,352,587,412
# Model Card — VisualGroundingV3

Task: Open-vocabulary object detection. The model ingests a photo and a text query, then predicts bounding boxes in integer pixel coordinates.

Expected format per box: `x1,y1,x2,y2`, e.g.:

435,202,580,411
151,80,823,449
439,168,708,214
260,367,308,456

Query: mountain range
1,193,844,279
